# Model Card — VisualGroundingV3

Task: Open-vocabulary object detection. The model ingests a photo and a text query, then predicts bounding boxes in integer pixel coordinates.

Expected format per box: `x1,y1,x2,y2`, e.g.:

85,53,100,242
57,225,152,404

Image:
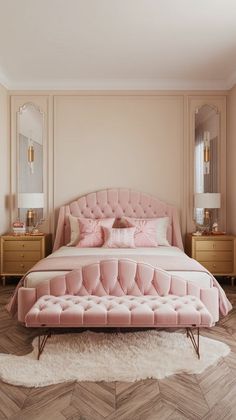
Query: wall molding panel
10,95,52,233
187,96,226,233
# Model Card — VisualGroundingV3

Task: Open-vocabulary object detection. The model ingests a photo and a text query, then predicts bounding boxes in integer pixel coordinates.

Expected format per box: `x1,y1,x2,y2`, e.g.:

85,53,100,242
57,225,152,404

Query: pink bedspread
7,254,232,317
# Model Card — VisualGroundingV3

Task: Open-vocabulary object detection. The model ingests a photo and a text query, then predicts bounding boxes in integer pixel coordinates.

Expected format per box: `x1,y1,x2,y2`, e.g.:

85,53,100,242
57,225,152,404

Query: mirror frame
10,96,50,232
187,96,226,233
17,101,44,192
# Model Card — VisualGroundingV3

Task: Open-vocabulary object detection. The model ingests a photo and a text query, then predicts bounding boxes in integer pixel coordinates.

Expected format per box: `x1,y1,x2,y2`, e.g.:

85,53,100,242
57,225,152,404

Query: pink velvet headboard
53,189,183,251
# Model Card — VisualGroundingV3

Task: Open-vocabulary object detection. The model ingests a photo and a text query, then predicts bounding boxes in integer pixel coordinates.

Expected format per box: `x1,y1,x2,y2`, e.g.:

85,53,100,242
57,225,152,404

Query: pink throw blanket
7,254,232,317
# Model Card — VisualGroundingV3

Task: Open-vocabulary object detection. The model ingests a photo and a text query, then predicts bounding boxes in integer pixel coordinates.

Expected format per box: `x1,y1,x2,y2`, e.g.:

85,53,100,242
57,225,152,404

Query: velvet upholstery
18,259,218,325
53,189,183,251
76,217,115,247
103,227,136,248
25,295,213,327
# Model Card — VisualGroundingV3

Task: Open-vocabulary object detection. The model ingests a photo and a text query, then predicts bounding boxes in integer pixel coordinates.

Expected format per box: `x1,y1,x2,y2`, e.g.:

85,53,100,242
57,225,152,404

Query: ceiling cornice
0,66,10,89
3,78,231,91
226,71,236,90
1,74,236,92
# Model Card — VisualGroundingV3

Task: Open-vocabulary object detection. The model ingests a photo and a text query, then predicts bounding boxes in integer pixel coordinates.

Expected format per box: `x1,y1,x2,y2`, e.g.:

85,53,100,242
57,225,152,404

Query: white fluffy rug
0,330,230,387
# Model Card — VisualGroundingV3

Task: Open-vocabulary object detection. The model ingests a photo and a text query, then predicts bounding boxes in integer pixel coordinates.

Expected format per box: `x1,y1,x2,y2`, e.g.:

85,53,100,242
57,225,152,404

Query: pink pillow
76,218,115,247
124,218,158,247
103,227,136,248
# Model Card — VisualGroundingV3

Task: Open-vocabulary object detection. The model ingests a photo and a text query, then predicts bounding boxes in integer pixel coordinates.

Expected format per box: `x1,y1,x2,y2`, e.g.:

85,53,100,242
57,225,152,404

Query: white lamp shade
18,193,44,209
194,193,221,209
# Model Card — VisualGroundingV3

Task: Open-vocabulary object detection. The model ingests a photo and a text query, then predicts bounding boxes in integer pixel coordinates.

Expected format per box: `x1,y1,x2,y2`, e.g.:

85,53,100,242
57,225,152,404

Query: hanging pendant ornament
27,130,35,174
203,131,210,175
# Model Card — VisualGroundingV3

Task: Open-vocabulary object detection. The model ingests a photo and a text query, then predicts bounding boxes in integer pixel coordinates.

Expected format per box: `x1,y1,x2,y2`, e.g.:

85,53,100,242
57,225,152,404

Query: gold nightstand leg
231,277,235,287
2,276,6,287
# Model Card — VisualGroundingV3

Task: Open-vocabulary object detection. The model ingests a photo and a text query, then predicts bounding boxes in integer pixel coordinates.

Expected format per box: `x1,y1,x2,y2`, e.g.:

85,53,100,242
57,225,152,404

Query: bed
7,188,232,317
25,246,213,289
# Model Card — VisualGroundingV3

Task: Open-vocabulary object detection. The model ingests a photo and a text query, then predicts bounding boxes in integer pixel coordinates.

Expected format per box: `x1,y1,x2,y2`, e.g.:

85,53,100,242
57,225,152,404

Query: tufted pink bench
25,295,213,328
17,259,219,358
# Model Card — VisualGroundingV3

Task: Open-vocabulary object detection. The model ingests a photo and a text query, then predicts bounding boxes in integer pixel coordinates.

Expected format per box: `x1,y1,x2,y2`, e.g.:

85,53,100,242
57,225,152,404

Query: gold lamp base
26,209,36,232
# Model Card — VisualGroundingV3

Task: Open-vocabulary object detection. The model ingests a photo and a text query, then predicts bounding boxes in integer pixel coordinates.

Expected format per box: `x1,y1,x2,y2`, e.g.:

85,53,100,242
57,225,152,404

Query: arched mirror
194,104,220,229
17,103,44,230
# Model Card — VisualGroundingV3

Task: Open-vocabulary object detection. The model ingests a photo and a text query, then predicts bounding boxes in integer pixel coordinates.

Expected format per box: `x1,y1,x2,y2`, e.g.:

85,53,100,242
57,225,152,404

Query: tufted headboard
53,189,183,251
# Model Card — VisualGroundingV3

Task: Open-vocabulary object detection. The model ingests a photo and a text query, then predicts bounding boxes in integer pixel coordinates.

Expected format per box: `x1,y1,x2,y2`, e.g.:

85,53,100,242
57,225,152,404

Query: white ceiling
0,0,236,90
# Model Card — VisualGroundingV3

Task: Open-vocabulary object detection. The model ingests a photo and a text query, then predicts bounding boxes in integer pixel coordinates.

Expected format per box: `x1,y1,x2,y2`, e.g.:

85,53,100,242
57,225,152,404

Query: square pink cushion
76,218,115,247
103,227,136,248
124,218,159,247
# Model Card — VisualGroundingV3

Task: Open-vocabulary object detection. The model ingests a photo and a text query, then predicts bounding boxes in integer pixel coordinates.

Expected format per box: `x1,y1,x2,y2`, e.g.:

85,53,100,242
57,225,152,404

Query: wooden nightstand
0,234,51,286
185,234,236,284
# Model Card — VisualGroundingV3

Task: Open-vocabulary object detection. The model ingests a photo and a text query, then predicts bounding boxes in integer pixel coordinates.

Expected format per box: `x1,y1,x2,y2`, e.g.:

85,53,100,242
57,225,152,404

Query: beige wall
7,90,228,238
227,85,236,233
0,84,10,234
54,94,184,217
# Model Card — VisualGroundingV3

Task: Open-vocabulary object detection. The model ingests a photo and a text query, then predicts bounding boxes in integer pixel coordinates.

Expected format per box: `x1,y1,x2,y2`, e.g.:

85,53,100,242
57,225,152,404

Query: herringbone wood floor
0,281,236,420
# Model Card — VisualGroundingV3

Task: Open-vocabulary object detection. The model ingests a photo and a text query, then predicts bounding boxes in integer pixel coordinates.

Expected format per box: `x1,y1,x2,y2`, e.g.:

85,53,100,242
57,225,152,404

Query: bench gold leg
186,327,200,359
37,333,51,360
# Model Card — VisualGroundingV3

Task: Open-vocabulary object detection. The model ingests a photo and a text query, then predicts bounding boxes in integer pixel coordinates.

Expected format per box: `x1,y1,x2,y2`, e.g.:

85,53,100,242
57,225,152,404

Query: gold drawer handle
20,264,25,268
212,244,216,249
21,244,25,248
21,254,24,258
213,264,216,268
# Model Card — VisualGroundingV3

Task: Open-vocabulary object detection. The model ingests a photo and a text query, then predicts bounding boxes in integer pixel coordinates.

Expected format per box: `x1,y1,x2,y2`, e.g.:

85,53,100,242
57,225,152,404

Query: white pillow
156,217,170,246
123,216,170,246
67,214,80,246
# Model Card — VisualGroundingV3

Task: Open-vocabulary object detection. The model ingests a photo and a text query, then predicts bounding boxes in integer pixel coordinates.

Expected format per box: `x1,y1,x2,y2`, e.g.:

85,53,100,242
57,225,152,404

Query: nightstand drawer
195,251,233,262
3,240,41,251
3,261,36,274
195,240,233,251
200,261,233,274
185,234,236,278
3,251,41,262
1,234,51,285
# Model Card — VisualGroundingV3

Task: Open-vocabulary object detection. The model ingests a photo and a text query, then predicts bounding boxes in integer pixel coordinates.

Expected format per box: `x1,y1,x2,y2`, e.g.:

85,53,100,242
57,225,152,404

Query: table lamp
194,193,221,232
18,193,44,232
